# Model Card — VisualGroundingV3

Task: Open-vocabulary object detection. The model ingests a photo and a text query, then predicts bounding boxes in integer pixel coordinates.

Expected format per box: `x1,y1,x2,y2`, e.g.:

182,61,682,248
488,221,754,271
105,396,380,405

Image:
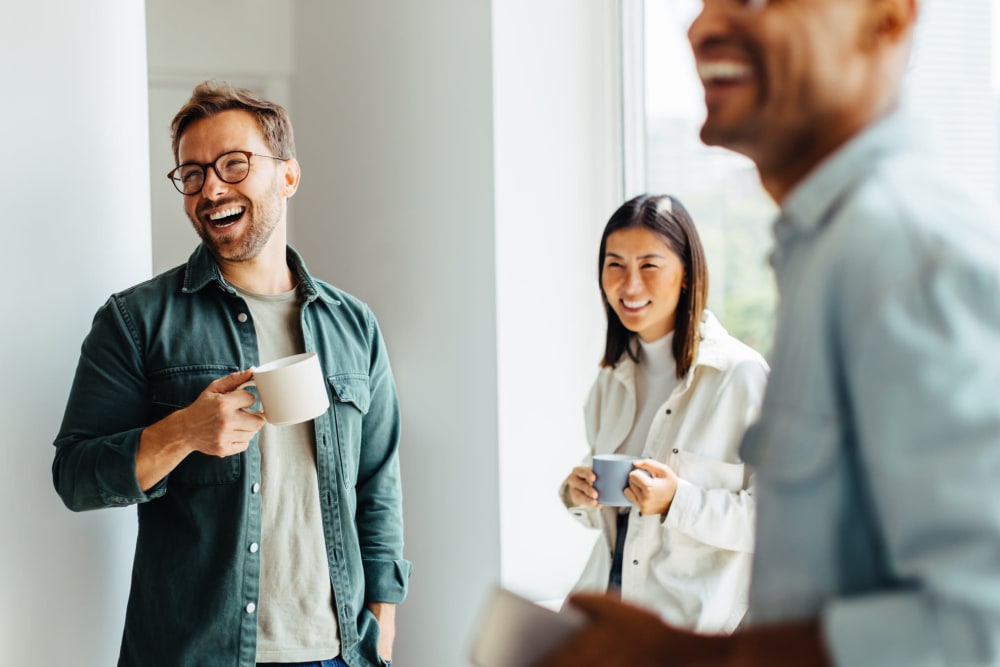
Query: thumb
208,368,255,395
633,459,668,478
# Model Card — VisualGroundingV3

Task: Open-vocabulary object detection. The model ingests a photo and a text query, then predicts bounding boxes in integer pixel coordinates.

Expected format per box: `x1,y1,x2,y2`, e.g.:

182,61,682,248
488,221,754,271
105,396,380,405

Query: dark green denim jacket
53,245,411,667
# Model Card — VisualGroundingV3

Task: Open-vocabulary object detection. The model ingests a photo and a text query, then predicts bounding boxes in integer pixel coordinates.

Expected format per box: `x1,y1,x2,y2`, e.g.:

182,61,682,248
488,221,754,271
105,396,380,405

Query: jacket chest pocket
149,365,242,486
673,450,747,492
328,373,371,480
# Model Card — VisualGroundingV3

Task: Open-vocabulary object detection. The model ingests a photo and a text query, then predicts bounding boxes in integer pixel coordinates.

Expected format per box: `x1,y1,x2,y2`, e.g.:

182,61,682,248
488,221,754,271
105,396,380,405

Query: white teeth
208,207,244,221
623,299,650,309
697,61,752,82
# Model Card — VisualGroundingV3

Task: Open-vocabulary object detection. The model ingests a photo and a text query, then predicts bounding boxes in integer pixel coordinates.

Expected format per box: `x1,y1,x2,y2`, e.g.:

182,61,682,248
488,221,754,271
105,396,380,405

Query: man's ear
863,0,917,49
281,158,301,198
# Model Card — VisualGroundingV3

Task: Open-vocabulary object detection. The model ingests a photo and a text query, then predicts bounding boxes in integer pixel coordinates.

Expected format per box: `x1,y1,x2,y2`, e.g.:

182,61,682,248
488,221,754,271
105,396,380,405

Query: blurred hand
624,459,678,516
565,465,600,508
531,593,729,667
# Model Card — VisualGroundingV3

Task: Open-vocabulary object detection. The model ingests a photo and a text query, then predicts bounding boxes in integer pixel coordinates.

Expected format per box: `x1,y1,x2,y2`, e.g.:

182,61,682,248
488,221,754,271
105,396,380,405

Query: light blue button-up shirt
740,111,1000,666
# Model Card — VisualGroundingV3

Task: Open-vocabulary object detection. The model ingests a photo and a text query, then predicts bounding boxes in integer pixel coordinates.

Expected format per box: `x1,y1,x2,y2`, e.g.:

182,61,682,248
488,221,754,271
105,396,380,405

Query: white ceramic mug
238,352,330,426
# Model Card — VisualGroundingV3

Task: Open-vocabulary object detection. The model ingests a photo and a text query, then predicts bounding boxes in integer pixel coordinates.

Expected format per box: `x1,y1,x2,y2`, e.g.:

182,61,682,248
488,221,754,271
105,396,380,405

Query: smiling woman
558,194,768,633
601,225,687,344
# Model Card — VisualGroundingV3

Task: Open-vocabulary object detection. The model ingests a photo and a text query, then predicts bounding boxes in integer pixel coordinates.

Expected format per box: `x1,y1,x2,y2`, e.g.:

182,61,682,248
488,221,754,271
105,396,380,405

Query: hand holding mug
566,466,600,508
591,454,650,507
623,459,678,516
177,369,267,458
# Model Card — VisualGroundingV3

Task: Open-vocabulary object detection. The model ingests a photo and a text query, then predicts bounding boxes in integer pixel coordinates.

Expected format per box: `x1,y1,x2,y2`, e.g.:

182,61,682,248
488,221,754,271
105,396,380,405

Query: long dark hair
599,194,708,379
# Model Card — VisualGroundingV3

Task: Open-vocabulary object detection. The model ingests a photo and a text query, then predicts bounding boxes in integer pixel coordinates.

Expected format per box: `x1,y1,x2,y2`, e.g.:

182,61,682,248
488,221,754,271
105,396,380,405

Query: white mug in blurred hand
239,352,330,425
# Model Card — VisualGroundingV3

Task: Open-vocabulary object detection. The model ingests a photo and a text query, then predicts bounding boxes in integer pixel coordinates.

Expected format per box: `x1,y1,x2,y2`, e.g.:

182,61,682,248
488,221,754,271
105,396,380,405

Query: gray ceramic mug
591,454,645,507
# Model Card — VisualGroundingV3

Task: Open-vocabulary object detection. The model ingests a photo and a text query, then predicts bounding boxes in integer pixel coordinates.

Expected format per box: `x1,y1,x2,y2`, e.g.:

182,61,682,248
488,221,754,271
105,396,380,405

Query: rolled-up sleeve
53,296,163,511
356,310,412,603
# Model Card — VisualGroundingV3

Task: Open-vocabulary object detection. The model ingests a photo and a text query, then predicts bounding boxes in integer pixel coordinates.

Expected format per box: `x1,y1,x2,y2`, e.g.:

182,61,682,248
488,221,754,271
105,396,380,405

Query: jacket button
252,482,261,494
249,543,259,553
237,312,248,323
245,602,256,614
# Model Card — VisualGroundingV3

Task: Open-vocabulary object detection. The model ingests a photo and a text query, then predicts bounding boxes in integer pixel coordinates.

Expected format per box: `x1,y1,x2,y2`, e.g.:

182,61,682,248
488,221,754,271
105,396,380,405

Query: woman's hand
624,459,678,516
566,465,600,508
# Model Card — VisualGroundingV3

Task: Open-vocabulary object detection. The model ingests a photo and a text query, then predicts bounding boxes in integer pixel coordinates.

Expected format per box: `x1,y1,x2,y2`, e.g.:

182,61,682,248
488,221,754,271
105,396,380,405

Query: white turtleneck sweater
616,332,680,458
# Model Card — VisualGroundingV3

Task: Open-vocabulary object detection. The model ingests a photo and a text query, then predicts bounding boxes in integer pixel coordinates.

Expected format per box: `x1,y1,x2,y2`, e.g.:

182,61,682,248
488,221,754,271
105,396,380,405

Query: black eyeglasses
167,150,289,196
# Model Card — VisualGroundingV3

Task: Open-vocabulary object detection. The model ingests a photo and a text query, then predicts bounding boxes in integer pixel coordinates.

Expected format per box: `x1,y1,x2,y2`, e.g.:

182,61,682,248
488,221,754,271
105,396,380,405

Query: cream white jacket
561,312,768,633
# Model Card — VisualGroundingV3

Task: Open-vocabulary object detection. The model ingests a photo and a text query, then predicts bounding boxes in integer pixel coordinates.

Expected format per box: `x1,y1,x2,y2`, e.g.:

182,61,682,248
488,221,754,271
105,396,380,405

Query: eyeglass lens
173,151,252,194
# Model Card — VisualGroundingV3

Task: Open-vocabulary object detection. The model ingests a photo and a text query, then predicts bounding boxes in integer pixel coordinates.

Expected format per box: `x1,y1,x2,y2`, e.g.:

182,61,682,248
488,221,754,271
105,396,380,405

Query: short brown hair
170,80,296,163
598,194,709,379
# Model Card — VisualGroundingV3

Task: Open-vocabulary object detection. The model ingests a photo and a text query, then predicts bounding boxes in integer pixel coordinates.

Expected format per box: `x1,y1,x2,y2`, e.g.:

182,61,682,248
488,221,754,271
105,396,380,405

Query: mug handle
237,380,266,418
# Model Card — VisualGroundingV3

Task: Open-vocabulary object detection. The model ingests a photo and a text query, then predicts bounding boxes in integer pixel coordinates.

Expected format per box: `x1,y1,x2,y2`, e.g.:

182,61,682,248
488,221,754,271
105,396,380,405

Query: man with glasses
53,81,410,667
536,0,1000,665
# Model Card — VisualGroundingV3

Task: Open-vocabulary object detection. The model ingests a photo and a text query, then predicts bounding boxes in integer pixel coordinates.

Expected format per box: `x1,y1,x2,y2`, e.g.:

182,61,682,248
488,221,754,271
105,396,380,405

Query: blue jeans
257,659,347,667
258,659,390,667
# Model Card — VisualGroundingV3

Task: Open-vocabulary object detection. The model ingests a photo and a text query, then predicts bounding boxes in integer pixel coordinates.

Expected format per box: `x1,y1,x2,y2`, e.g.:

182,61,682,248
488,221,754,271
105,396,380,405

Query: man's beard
190,182,281,263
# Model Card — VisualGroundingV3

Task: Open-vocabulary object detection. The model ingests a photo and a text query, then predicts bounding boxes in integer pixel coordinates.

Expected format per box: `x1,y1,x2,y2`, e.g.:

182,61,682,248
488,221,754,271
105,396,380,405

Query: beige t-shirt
235,285,340,662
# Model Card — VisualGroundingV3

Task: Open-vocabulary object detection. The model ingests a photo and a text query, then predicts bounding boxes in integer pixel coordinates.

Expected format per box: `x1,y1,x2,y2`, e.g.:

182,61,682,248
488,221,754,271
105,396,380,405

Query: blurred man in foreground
536,0,1000,664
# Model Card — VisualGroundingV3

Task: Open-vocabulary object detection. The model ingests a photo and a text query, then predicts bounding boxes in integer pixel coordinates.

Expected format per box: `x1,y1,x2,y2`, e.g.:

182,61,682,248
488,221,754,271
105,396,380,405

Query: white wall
0,2,151,665
290,3,502,665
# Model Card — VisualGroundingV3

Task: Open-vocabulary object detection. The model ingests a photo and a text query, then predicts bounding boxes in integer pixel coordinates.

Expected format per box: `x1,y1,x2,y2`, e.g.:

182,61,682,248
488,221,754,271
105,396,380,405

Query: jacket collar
180,243,339,305
607,310,732,392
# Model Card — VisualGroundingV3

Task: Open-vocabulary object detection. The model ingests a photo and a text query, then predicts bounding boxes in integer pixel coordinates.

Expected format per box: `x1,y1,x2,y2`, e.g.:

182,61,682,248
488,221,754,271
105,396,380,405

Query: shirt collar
608,310,731,383
779,110,920,235
770,110,922,272
181,243,338,305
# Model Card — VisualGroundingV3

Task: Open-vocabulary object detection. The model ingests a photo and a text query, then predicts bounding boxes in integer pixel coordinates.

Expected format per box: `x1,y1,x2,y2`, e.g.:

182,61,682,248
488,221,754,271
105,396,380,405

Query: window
628,0,1000,357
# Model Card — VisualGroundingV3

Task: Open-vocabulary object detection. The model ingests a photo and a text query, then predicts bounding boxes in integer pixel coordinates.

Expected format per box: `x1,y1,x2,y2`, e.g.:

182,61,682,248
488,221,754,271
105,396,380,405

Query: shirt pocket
673,450,746,492
740,409,840,485
149,364,242,486
328,373,371,482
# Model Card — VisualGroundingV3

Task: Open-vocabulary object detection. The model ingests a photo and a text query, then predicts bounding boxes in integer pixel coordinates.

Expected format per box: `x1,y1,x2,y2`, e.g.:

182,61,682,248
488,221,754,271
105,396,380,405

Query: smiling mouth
696,60,753,86
622,299,651,310
206,206,246,228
